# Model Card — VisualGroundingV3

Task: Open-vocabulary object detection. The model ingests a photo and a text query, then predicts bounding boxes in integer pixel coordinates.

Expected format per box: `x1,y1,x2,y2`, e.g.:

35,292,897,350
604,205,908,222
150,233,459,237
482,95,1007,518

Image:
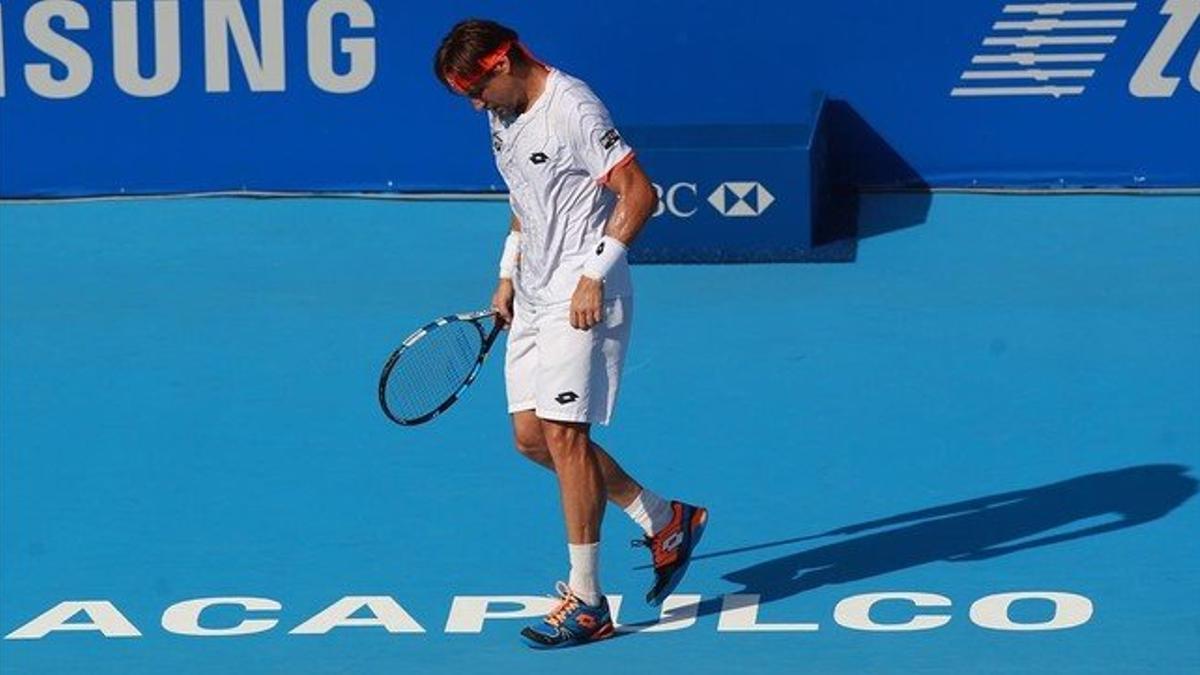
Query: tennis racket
378,310,504,426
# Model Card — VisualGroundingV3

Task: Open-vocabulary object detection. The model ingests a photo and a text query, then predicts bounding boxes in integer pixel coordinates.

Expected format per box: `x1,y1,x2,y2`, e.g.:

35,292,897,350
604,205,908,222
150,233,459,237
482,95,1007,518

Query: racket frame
378,310,503,426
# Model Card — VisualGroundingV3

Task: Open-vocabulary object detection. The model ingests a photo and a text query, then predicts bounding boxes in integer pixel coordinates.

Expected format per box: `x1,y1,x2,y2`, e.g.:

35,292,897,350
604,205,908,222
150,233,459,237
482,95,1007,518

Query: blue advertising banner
625,94,839,262
0,0,1197,197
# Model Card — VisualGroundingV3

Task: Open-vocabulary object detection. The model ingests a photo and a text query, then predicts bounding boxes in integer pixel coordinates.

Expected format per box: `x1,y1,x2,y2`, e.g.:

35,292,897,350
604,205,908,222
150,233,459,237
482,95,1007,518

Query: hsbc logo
651,181,776,219
707,182,776,217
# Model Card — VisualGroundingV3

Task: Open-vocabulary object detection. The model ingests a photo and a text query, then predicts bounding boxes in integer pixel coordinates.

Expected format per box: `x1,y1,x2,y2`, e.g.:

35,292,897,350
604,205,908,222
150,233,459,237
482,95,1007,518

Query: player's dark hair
434,19,528,92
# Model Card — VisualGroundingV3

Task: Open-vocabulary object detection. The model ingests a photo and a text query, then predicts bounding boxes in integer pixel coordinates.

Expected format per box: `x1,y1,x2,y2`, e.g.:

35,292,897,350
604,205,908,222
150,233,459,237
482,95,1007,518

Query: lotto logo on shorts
555,391,579,404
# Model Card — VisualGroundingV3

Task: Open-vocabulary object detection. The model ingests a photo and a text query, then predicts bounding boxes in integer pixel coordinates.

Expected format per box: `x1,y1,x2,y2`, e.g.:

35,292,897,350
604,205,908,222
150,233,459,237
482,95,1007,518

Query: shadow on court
622,464,1197,630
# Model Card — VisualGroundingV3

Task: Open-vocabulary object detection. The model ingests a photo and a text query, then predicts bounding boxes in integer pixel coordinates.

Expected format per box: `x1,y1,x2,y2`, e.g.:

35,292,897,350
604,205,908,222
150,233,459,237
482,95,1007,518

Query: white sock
623,489,674,537
567,542,601,606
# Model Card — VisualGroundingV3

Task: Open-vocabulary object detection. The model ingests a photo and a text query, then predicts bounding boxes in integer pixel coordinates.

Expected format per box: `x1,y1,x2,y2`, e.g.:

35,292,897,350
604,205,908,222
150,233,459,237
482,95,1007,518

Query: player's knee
512,416,550,464
513,431,549,462
542,421,590,458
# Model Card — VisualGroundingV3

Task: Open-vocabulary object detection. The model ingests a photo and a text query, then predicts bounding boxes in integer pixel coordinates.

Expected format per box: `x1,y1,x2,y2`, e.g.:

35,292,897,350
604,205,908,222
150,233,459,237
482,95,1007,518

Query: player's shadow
622,464,1196,630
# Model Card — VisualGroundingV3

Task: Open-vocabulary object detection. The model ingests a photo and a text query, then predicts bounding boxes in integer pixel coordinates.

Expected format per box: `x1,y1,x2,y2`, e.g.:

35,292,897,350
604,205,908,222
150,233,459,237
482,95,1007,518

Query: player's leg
518,418,614,648
570,297,689,552
511,410,642,507
511,410,554,469
583,296,708,606
530,296,706,607
518,301,616,648
541,419,606,547
510,412,679,564
591,442,642,506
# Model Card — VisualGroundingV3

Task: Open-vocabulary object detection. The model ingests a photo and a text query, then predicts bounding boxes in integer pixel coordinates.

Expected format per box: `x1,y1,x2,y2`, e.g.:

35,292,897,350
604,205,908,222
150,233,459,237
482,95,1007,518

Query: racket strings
384,321,484,421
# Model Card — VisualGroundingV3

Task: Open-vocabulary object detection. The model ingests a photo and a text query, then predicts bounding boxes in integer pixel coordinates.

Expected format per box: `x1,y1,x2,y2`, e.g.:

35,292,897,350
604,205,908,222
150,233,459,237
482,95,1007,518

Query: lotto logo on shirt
650,181,776,219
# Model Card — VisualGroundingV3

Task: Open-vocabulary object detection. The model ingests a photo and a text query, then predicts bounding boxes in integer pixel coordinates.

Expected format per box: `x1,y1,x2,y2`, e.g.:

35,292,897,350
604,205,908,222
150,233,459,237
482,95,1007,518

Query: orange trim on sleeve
597,150,636,186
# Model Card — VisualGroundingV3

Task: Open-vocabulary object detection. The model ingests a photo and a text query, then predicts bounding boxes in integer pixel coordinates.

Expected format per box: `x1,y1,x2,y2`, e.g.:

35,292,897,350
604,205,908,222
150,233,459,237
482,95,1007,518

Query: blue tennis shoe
520,582,615,649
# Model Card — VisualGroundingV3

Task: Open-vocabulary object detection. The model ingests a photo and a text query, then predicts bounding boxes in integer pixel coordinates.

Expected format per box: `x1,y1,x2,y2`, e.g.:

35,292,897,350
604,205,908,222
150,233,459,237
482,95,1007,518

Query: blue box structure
625,94,833,264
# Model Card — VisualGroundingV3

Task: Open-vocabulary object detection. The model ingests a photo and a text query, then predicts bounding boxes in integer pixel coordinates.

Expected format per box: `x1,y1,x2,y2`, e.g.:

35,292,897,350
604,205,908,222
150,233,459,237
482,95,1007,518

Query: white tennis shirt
488,69,634,307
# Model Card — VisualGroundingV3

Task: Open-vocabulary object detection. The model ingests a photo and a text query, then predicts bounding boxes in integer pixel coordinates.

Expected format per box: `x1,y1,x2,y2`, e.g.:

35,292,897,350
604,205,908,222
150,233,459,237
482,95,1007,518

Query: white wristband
582,236,627,280
498,231,520,279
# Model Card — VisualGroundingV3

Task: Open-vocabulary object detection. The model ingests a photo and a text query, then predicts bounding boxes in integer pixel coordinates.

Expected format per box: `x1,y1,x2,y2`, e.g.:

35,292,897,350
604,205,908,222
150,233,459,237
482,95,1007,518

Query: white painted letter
716,594,820,632
970,592,1093,631
834,592,952,632
204,0,285,92
5,601,141,639
24,0,93,99
1130,0,1200,98
307,0,375,93
652,183,666,218
289,596,425,634
161,597,280,636
666,183,699,217
609,594,701,633
112,0,181,97
444,596,558,633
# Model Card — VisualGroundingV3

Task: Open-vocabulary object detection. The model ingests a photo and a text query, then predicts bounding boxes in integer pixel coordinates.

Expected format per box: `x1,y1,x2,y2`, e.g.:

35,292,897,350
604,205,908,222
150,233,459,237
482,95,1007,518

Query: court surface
1,193,1197,674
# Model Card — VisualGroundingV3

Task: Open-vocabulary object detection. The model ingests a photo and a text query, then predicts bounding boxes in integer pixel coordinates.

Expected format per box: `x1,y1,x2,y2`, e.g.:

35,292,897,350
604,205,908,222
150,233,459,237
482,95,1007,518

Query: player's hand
491,278,515,328
570,275,604,330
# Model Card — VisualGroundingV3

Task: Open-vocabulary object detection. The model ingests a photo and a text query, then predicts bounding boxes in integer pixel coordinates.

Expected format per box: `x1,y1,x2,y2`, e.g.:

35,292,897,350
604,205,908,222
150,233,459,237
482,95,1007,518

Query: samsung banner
0,0,1197,197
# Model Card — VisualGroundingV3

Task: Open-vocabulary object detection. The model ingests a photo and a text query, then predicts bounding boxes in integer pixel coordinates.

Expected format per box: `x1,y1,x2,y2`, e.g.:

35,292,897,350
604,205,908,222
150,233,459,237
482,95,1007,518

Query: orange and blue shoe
635,500,709,605
520,582,615,649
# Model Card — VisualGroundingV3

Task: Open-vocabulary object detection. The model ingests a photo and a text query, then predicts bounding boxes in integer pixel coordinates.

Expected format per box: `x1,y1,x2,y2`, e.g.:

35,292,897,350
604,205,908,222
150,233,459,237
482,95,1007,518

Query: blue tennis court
2,192,1197,673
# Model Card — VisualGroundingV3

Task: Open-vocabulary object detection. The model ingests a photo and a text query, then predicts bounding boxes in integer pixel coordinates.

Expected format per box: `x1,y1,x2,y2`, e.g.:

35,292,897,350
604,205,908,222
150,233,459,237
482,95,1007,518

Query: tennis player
435,19,708,648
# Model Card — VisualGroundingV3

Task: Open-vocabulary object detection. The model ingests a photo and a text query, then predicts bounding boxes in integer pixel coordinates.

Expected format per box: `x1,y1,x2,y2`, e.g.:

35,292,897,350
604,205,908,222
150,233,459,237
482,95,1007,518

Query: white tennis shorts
505,296,632,425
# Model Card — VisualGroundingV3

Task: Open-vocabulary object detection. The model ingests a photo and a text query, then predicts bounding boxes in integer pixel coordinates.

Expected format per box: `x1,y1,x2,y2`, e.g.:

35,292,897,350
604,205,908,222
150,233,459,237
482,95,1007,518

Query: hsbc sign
651,181,777,219
628,117,823,262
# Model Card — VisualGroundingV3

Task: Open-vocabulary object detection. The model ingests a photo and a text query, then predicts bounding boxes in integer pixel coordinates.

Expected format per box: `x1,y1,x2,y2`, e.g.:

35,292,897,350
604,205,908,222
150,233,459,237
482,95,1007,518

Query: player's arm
571,156,654,330
566,88,652,330
597,156,655,247
491,212,521,327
